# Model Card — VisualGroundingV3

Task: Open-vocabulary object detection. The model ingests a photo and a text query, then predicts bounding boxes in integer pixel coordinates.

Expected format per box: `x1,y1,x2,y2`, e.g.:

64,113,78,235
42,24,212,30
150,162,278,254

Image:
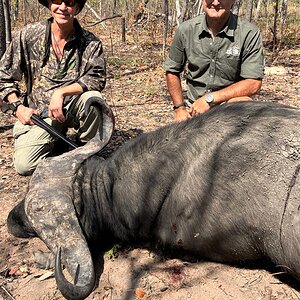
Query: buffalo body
8,101,300,299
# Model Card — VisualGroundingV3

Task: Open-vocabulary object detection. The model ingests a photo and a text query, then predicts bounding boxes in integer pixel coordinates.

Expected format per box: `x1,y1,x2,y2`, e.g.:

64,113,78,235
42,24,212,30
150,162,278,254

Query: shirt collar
198,12,237,38
42,17,84,67
220,13,237,37
197,14,209,37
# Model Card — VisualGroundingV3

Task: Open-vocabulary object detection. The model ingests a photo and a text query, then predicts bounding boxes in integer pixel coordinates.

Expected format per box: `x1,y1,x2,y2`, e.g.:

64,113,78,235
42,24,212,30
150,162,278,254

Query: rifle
30,114,78,149
1,101,78,149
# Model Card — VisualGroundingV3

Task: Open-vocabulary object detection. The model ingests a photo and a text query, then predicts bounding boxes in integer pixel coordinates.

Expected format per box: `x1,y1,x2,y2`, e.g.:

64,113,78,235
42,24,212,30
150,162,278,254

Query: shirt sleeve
163,27,187,73
0,31,24,101
77,40,106,92
240,27,265,80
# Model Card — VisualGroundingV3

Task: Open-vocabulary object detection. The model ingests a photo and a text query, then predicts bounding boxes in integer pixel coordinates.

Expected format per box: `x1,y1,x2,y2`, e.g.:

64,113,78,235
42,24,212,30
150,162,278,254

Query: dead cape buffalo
7,101,300,299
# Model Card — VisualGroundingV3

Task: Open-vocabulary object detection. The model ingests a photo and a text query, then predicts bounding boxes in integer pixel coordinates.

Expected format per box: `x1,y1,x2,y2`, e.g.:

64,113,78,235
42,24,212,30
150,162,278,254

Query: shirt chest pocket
217,53,241,82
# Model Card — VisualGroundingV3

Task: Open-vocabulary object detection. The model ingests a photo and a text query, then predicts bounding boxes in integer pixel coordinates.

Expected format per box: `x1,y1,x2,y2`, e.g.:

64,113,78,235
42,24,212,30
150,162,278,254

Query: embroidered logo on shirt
226,46,240,57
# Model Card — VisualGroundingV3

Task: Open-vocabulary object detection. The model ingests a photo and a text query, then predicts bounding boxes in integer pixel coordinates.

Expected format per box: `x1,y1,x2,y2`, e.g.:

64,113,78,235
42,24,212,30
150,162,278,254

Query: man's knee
13,143,52,176
13,154,36,176
68,91,105,118
79,91,104,104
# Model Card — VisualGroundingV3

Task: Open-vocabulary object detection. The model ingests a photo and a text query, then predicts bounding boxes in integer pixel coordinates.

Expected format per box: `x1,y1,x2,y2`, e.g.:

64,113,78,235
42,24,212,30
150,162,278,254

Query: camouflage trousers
13,91,105,176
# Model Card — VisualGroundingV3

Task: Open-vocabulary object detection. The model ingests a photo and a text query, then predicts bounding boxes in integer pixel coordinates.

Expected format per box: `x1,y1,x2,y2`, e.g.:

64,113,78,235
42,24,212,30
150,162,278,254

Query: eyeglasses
51,0,76,7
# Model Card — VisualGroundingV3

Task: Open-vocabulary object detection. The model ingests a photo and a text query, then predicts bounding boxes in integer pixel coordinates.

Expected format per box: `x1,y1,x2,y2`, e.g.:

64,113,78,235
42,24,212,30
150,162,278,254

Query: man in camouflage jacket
0,0,108,175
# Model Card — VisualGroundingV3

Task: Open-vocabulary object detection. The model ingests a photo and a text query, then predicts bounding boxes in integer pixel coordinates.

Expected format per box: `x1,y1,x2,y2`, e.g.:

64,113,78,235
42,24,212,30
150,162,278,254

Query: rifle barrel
31,114,78,149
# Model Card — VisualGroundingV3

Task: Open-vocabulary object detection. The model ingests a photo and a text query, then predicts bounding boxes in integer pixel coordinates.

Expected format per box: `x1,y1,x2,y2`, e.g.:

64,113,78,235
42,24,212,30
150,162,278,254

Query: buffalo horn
55,247,95,300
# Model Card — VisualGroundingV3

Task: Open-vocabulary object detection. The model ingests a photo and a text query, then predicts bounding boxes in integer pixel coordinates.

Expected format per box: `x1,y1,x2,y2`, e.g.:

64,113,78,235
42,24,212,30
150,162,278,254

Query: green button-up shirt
164,13,264,102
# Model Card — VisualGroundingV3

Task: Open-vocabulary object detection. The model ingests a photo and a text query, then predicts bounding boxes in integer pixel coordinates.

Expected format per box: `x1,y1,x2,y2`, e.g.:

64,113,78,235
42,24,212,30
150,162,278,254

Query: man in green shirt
164,0,264,122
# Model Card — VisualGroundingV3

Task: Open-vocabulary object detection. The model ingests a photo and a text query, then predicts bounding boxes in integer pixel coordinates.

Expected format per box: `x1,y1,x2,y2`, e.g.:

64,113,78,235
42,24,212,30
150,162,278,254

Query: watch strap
173,103,186,110
1,101,23,114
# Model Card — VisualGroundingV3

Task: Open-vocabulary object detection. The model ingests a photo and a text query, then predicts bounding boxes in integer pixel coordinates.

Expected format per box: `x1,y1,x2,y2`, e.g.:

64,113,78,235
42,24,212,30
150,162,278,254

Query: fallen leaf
19,266,29,273
135,288,146,298
9,267,18,275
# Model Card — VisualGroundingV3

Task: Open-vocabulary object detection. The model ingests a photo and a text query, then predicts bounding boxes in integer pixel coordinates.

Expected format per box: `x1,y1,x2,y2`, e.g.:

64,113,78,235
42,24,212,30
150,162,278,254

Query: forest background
0,0,300,299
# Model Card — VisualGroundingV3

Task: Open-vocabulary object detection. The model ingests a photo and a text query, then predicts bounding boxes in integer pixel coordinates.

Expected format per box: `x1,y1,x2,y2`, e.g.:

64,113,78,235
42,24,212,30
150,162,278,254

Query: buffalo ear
7,199,37,238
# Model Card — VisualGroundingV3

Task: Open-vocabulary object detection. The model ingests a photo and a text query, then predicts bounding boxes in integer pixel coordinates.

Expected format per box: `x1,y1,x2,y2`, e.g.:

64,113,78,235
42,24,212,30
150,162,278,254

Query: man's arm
46,39,105,124
48,83,83,123
5,83,84,125
4,92,37,125
166,71,191,122
190,78,262,116
0,29,38,124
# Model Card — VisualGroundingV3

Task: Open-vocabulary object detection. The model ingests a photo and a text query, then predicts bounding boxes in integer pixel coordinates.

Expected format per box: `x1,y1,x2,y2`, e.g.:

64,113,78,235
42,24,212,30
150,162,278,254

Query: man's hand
174,107,191,122
190,96,210,117
48,89,65,123
15,105,38,125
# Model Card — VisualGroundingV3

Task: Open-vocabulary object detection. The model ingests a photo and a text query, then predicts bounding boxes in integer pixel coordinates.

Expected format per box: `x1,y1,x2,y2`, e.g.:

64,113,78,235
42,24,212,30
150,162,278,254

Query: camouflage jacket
0,18,106,110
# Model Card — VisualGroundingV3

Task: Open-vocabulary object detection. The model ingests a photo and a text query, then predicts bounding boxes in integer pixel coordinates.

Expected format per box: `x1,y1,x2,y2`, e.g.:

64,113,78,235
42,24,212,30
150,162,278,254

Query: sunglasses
51,0,76,7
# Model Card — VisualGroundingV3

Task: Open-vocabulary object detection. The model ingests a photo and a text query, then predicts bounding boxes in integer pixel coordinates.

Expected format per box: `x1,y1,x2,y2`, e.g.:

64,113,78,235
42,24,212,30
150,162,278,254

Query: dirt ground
0,28,300,300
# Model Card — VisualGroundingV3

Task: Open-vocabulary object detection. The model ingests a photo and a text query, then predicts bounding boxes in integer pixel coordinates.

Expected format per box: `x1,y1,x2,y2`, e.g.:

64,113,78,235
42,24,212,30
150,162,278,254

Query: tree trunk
265,0,270,39
0,0,6,58
22,0,26,24
121,17,126,44
175,0,181,25
272,0,279,54
85,3,102,21
11,0,19,21
279,0,288,48
246,0,254,21
179,0,188,23
162,0,168,57
112,0,117,14
254,0,263,21
196,0,202,15
232,0,242,15
129,0,150,25
3,0,11,46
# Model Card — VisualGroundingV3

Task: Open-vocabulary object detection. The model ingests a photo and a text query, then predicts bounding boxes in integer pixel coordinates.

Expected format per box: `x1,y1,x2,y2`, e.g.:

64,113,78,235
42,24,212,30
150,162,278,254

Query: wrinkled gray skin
7,101,300,300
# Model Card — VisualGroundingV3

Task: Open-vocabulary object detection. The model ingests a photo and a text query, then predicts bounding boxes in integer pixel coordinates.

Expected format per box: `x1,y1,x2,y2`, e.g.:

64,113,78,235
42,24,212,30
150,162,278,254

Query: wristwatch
1,101,23,115
205,93,215,106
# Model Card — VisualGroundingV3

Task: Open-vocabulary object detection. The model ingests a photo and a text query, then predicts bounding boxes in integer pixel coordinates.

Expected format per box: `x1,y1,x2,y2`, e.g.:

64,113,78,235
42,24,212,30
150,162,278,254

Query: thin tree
14,0,19,21
175,0,181,25
272,0,279,54
279,0,288,48
254,0,263,21
163,0,169,58
180,0,188,23
232,0,242,15
23,0,26,24
246,0,254,21
3,0,11,47
0,0,6,58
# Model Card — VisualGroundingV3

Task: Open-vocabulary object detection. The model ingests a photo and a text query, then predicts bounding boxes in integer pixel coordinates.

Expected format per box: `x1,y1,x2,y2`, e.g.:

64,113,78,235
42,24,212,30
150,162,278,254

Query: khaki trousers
13,91,104,175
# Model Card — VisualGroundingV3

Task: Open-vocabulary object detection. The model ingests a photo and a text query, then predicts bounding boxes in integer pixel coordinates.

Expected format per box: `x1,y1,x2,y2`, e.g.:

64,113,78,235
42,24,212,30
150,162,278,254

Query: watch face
206,93,214,104
11,102,18,109
9,101,22,112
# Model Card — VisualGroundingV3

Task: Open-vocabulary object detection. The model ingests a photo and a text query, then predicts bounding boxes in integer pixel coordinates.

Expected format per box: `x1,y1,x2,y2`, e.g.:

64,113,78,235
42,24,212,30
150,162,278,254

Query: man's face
202,0,235,19
49,0,78,25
